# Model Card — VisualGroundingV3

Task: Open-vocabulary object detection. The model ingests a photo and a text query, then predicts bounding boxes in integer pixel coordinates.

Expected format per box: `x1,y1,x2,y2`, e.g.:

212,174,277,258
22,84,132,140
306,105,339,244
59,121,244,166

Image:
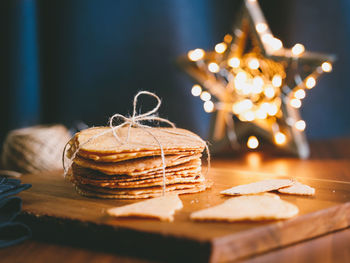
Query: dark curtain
1,0,349,145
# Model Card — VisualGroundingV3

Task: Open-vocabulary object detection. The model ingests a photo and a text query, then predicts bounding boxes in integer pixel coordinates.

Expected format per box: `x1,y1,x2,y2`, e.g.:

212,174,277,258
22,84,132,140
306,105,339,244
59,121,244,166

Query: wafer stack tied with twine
63,91,211,199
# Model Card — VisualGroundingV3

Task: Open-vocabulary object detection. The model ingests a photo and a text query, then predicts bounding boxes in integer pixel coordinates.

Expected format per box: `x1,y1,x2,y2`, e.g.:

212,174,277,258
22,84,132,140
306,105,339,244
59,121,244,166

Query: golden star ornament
178,0,335,158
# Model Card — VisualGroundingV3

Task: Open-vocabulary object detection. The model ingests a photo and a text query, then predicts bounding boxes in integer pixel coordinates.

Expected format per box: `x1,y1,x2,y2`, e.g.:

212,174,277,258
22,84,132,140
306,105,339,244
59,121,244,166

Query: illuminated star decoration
178,0,335,158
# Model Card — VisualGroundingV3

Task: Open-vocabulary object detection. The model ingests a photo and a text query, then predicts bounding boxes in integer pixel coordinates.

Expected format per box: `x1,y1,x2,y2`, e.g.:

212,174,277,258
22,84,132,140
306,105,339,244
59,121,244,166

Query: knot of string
62,91,210,196
108,91,176,144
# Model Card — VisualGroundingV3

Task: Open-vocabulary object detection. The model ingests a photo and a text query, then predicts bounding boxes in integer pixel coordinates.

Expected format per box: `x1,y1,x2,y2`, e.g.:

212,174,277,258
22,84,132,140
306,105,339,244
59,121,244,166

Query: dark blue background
1,0,349,145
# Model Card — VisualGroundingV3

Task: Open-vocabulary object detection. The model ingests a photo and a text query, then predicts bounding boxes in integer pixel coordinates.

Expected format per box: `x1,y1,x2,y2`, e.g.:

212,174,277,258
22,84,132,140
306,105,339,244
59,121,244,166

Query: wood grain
16,157,350,263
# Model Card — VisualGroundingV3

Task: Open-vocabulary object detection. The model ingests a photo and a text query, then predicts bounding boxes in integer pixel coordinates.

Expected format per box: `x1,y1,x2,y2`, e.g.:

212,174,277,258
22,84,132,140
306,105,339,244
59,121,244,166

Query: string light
235,72,247,83
232,99,253,114
272,75,282,87
321,62,332,72
274,132,286,145
270,38,283,51
252,76,264,93
255,108,267,119
264,85,275,98
256,23,267,33
188,48,205,61
191,84,202,96
228,57,240,68
305,77,316,89
262,33,273,43
200,91,211,101
215,42,227,54
292,43,305,56
295,120,306,131
248,58,260,69
242,111,255,121
290,98,302,108
224,34,232,43
262,34,283,51
181,0,334,158
208,62,220,73
267,103,278,116
294,89,306,99
242,83,253,95
247,136,259,149
203,101,214,113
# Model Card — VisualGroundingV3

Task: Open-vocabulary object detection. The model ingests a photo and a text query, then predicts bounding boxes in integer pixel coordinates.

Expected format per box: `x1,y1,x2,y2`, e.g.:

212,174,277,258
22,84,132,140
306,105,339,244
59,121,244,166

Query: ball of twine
1,124,72,174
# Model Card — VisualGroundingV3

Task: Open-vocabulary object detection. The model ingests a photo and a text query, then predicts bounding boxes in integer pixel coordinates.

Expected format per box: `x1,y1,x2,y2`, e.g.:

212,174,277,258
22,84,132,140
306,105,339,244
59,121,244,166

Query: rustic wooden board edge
17,211,212,263
210,202,350,262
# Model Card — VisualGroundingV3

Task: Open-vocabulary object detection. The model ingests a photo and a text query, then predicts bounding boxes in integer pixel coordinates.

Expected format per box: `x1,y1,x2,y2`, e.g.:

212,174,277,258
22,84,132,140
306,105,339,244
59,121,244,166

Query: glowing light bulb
215,42,227,54
290,98,302,108
242,83,253,95
262,34,273,44
267,103,278,116
272,75,282,87
188,48,205,61
270,38,283,51
292,43,305,56
264,85,275,98
235,72,247,83
248,58,260,69
294,89,306,99
224,34,232,43
256,23,267,33
200,91,211,101
228,57,240,68
247,136,259,149
321,62,332,72
203,101,214,113
208,62,220,73
255,108,267,119
232,99,253,114
261,102,269,111
243,111,255,121
191,84,202,96
295,120,306,131
252,77,264,93
274,132,286,145
305,77,316,89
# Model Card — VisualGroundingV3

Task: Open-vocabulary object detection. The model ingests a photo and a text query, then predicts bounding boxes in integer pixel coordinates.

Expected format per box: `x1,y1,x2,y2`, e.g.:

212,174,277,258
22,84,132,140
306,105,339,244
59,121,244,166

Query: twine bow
63,91,210,196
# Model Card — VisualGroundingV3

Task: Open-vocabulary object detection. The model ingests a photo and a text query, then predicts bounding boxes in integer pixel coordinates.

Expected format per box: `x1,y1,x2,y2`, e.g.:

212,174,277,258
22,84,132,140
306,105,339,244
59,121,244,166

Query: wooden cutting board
18,167,350,263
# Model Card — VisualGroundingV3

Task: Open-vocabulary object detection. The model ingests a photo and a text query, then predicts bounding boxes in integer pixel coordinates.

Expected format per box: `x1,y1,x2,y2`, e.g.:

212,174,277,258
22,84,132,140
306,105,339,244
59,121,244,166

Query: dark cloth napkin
0,176,32,248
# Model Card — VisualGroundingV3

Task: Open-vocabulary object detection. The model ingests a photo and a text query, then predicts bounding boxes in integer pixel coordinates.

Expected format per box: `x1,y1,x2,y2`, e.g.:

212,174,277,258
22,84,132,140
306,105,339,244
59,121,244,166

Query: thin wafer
74,127,206,154
190,193,299,222
73,174,204,189
75,180,211,199
72,170,201,184
220,179,294,196
78,149,201,163
76,180,209,195
107,194,183,221
73,154,201,175
278,182,315,196
71,159,201,179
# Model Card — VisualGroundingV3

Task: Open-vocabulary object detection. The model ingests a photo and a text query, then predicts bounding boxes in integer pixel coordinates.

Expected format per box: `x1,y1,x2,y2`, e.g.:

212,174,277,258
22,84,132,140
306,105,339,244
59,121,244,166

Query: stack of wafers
66,127,210,199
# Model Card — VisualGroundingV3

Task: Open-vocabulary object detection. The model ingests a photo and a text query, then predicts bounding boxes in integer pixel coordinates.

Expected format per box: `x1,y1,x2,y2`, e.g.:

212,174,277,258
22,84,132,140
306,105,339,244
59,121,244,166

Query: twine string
62,91,210,196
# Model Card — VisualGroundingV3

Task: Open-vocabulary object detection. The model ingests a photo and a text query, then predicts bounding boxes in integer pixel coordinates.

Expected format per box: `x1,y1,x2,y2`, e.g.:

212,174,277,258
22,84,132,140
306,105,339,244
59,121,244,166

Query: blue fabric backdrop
1,0,349,145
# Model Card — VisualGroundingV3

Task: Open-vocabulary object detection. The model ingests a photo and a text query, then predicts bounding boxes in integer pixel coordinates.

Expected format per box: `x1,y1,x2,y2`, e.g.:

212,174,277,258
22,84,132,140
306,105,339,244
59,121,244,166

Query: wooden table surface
1,138,350,263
